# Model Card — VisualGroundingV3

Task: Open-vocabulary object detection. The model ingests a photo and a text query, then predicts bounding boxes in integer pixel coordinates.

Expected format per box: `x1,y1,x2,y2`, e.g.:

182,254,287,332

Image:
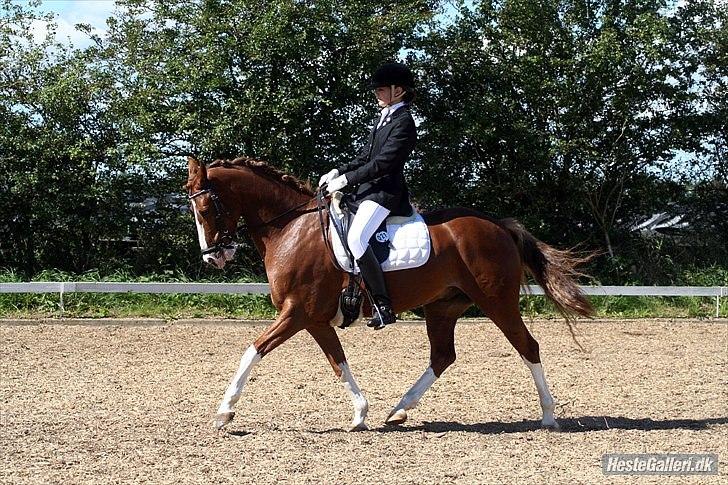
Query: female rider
319,62,417,329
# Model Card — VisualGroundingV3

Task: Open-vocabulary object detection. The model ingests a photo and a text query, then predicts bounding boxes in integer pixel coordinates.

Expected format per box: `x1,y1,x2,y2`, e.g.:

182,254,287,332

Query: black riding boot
356,246,397,329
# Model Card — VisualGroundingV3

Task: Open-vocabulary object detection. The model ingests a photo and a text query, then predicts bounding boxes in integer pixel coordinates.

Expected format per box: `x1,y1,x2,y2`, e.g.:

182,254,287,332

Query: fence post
59,283,65,317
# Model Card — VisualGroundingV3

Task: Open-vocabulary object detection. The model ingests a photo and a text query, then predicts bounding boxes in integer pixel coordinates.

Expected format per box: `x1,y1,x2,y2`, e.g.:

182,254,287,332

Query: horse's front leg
214,305,305,430
307,325,369,431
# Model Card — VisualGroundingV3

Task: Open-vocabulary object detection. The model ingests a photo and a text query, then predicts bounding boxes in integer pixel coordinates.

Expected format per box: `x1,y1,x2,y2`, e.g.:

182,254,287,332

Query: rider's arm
344,117,416,186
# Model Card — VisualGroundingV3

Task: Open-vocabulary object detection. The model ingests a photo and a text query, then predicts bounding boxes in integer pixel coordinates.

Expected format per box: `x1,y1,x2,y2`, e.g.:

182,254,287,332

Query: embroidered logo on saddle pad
329,194,431,273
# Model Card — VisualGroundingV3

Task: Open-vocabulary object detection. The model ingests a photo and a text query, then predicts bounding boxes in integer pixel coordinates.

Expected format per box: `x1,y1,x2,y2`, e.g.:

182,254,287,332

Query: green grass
0,269,277,319
520,295,726,319
1,269,725,319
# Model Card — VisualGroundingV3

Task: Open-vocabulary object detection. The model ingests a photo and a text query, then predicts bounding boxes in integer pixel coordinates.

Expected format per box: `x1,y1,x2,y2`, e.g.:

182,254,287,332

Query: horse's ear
187,156,207,187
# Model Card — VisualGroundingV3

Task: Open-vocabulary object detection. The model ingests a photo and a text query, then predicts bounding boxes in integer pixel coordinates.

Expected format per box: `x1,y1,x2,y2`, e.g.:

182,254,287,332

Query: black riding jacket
337,105,416,216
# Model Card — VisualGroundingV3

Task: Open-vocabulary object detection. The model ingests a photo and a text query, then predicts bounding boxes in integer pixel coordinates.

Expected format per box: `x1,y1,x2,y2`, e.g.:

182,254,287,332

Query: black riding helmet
369,62,415,90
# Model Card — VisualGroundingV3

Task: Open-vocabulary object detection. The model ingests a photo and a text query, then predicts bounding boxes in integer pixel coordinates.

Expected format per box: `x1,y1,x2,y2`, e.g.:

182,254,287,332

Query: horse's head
186,157,238,269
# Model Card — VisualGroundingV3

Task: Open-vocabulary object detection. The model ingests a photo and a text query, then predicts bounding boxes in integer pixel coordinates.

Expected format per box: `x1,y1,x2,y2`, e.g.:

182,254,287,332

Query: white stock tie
376,108,390,130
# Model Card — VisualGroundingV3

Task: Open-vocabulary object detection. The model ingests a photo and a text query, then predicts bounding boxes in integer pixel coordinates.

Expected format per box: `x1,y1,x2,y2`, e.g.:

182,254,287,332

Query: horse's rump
421,207,594,320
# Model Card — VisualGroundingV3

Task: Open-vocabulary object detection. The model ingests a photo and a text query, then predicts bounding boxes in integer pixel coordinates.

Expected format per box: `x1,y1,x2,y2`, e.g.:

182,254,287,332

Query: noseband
189,186,320,257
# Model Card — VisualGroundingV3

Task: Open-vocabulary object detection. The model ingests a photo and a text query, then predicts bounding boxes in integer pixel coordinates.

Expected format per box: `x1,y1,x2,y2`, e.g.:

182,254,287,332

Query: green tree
411,0,720,262
103,0,435,173
102,0,437,275
1,0,437,276
0,0,130,275
1,0,724,284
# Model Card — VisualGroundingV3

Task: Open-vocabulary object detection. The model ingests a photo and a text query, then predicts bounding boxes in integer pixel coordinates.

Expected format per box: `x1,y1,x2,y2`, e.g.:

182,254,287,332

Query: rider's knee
347,230,366,260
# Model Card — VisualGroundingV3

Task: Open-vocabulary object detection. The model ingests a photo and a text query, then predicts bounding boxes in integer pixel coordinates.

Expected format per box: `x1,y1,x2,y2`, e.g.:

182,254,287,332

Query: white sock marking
521,356,557,426
217,345,261,414
339,362,368,428
394,367,437,411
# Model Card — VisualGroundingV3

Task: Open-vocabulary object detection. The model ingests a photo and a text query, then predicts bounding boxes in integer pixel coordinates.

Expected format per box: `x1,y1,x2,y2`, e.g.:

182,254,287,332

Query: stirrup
368,302,397,330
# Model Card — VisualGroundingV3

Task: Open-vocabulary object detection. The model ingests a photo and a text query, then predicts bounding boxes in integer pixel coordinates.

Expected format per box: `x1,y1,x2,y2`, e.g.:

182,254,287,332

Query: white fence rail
1,282,725,317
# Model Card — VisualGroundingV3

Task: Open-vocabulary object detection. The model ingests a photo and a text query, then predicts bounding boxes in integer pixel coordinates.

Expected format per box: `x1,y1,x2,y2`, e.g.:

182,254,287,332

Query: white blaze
191,198,231,268
191,199,210,251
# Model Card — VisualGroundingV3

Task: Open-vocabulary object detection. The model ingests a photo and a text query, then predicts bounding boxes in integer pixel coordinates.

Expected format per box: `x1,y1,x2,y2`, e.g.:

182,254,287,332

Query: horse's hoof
214,411,235,430
385,408,408,426
348,421,369,432
541,419,560,431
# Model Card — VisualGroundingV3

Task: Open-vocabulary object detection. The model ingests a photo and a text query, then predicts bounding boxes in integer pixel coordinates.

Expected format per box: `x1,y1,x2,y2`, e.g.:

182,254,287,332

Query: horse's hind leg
386,291,471,426
307,325,369,431
467,289,559,429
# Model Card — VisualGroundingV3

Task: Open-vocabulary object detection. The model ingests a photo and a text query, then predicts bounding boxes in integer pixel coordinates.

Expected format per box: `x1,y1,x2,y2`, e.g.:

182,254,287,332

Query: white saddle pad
329,192,431,273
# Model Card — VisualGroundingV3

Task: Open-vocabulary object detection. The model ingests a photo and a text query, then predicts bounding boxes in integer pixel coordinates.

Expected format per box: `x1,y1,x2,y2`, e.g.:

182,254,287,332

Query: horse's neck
234,169,311,255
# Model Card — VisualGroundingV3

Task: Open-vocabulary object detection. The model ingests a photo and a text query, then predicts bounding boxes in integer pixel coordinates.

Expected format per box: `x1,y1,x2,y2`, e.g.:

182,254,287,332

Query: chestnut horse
186,156,593,431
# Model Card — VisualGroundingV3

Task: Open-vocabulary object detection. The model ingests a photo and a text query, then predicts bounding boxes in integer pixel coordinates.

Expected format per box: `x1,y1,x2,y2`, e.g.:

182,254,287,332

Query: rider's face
374,86,404,107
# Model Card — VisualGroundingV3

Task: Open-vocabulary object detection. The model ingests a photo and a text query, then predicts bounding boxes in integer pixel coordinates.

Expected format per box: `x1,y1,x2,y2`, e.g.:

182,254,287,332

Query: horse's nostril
203,254,226,269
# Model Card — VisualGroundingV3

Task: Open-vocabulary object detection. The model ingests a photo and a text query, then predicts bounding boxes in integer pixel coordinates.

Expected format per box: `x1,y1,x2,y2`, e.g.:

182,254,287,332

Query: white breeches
347,200,390,260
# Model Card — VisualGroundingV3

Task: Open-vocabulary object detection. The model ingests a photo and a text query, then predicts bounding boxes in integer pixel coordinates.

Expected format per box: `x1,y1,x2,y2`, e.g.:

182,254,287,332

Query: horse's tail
499,218,595,320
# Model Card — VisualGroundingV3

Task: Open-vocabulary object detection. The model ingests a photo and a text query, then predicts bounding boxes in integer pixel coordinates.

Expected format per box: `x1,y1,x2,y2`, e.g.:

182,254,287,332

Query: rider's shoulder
399,109,416,129
394,107,415,123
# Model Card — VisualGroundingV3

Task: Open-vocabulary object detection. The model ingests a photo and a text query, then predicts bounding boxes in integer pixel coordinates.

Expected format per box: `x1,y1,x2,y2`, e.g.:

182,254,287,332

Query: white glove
326,174,348,195
318,169,339,187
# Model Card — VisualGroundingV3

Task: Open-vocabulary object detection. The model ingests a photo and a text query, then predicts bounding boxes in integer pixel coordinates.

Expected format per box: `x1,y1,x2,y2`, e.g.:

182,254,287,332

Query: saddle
328,192,431,274
326,191,431,328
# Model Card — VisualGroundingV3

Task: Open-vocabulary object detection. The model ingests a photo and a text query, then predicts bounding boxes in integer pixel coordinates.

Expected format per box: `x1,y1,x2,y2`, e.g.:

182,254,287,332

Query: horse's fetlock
431,353,456,375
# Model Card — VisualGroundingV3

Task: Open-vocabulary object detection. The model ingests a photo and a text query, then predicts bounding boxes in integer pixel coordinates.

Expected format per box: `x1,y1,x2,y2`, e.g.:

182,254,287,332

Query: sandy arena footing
1,318,726,484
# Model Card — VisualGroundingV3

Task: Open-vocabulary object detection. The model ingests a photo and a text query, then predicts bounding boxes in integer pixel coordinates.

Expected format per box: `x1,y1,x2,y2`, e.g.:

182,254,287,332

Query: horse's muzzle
203,253,226,269
202,246,237,269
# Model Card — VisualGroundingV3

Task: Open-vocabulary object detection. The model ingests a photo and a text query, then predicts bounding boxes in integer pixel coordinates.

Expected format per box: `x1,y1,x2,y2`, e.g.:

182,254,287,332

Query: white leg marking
386,367,437,425
339,362,368,430
395,367,437,411
217,345,261,414
521,356,558,428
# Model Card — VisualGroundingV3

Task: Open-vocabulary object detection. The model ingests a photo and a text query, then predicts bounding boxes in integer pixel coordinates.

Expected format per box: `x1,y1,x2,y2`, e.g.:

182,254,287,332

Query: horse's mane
208,157,314,196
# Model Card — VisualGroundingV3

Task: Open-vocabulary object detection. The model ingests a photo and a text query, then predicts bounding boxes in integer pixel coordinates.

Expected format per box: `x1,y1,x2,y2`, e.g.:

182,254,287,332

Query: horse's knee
431,351,456,377
347,232,366,260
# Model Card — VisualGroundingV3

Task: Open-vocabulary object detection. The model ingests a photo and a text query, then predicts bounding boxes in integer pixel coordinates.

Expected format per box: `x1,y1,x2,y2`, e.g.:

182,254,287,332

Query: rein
317,190,346,271
191,182,364,326
248,198,317,230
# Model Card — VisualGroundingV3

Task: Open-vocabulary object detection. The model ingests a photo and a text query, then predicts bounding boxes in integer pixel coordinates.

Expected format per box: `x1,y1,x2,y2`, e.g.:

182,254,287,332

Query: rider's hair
402,87,416,103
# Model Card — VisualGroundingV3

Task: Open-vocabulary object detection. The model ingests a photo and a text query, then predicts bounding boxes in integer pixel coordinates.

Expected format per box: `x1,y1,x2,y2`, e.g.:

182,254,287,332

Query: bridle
188,187,238,256
188,184,320,257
